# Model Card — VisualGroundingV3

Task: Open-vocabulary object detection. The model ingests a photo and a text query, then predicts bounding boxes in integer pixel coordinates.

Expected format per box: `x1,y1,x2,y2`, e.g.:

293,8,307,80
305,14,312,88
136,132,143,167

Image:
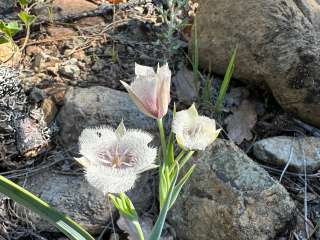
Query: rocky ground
1,0,320,240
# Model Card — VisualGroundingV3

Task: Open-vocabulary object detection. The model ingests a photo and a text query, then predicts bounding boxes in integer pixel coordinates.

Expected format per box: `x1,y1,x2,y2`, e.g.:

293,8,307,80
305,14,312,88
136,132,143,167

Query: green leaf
0,21,21,38
18,11,37,26
159,166,167,209
192,17,199,94
0,175,95,240
214,46,238,113
19,0,29,7
169,164,195,209
0,36,9,44
150,165,179,240
166,103,176,166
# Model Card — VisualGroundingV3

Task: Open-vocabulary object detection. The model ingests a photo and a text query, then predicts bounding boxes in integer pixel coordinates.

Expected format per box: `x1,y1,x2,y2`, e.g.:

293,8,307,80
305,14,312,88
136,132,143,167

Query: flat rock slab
253,136,320,173
57,86,160,147
15,170,153,234
169,139,296,240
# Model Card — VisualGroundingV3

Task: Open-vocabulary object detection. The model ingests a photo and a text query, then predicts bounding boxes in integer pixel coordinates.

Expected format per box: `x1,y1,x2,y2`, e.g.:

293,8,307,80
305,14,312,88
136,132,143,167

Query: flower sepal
109,193,138,221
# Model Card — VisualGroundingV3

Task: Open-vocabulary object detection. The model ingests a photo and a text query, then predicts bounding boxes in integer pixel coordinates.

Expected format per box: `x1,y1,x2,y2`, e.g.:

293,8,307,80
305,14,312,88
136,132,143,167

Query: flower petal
135,63,155,77
120,129,157,173
79,126,117,163
173,104,220,150
156,63,171,118
85,165,137,194
120,80,156,118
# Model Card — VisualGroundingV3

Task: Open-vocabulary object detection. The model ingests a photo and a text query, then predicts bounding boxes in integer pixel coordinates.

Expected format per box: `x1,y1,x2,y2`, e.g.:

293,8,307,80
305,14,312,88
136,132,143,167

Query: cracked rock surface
168,139,296,240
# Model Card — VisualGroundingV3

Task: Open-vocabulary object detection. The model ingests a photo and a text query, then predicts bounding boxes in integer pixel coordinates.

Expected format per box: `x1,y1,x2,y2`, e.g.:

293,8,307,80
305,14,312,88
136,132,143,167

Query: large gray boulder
57,86,160,147
15,170,154,234
196,0,320,127
168,139,296,240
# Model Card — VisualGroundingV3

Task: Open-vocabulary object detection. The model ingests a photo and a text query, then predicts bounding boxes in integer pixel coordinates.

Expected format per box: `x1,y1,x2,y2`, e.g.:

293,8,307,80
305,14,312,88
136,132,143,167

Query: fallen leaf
225,99,257,144
0,43,21,66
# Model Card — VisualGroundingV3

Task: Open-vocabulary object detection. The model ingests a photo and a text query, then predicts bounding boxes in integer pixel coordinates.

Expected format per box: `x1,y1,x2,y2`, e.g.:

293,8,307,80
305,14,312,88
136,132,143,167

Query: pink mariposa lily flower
121,63,171,119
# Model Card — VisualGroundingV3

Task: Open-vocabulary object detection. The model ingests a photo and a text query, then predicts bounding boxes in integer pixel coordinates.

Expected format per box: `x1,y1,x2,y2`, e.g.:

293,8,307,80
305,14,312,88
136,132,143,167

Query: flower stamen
96,144,137,168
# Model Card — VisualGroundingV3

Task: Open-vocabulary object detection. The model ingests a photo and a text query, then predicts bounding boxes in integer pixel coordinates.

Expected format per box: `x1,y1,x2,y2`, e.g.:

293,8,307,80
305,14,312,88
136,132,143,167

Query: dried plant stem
19,24,31,52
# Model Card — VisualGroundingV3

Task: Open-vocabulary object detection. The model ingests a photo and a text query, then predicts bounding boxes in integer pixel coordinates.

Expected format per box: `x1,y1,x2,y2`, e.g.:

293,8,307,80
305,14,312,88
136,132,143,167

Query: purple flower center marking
96,144,136,168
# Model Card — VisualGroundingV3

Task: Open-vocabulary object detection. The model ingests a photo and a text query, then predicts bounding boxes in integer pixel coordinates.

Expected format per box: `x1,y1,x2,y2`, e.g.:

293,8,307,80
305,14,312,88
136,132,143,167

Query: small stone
47,26,78,37
71,50,86,61
29,87,47,103
52,0,97,16
59,64,80,79
26,45,42,56
253,136,320,173
75,16,105,27
14,117,48,158
41,97,58,124
32,53,45,72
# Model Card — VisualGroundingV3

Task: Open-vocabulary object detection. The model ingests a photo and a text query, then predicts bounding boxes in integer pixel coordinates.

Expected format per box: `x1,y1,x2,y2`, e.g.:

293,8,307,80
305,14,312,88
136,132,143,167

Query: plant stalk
179,151,195,169
133,220,145,240
157,118,167,160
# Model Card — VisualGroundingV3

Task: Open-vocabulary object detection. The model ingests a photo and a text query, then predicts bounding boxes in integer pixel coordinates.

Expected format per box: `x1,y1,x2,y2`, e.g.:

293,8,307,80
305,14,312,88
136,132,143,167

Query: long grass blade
214,47,238,113
0,175,95,240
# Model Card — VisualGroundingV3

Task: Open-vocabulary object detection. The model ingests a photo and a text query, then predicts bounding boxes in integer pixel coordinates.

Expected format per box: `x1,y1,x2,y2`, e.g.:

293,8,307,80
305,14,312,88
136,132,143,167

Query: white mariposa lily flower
172,104,221,151
120,63,171,119
76,122,157,194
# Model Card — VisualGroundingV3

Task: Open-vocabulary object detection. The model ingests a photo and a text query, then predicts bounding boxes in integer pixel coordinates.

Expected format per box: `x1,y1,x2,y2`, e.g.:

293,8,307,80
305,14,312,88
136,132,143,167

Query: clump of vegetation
0,0,37,62
0,62,221,240
190,16,237,114
157,0,190,59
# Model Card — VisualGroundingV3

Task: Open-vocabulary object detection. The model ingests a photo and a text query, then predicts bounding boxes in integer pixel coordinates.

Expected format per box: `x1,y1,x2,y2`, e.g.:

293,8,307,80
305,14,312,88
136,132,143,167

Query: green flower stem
133,220,145,240
175,150,186,163
179,151,195,169
157,118,167,160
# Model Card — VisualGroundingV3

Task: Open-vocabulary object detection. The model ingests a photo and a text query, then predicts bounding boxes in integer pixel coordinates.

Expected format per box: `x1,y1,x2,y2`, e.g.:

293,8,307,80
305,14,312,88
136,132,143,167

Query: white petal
85,164,137,194
173,109,220,150
135,63,155,76
131,75,157,112
121,80,156,118
157,63,171,83
172,107,196,137
79,127,117,163
120,129,157,173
